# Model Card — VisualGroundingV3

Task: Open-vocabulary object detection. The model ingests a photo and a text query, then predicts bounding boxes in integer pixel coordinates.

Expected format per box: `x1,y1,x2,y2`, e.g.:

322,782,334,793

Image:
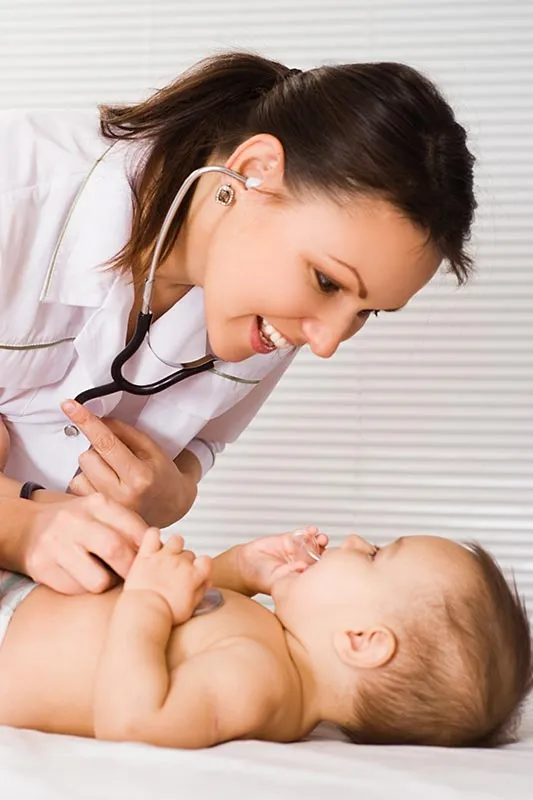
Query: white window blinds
1,0,532,608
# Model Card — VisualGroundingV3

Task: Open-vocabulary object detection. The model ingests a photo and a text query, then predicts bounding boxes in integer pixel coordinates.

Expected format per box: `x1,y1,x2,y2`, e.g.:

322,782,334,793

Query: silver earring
215,184,235,206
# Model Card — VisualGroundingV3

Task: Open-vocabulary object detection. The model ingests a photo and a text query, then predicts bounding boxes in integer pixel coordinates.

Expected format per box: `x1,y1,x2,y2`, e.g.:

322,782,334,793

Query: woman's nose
301,315,365,359
340,534,376,556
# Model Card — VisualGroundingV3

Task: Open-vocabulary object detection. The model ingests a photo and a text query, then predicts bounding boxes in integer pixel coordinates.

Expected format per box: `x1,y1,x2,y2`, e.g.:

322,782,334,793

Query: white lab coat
0,109,296,491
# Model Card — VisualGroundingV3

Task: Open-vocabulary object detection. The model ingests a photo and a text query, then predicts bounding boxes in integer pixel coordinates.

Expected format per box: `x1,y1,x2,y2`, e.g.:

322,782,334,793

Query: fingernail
61,399,77,415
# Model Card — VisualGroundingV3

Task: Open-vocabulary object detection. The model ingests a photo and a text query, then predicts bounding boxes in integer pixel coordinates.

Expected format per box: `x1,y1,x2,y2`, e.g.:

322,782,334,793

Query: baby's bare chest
166,590,282,668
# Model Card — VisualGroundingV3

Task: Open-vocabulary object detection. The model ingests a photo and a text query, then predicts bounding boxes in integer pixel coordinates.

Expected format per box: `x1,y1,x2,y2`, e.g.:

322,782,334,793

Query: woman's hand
236,526,328,596
124,530,212,626
0,415,10,471
23,493,149,594
62,400,196,528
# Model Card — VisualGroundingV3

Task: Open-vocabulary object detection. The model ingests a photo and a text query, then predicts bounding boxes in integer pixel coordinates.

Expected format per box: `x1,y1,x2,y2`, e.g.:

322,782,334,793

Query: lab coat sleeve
184,351,298,478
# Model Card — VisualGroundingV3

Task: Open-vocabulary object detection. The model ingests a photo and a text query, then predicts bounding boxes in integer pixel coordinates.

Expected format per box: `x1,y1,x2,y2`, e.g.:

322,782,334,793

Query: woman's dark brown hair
100,51,476,286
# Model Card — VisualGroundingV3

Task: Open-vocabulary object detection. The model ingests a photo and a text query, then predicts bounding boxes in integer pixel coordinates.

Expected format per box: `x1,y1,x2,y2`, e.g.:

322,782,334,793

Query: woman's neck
126,279,192,341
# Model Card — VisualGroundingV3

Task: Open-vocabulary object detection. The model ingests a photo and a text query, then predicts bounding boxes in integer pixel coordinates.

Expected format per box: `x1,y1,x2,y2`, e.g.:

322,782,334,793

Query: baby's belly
0,583,120,736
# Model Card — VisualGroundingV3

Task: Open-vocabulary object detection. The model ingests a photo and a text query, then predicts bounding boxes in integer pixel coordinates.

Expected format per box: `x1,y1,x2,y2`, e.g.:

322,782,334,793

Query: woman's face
201,189,441,363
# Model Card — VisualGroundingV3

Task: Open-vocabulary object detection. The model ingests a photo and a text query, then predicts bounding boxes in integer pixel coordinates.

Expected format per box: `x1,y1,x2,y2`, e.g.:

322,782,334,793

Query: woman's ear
224,134,286,194
333,626,397,670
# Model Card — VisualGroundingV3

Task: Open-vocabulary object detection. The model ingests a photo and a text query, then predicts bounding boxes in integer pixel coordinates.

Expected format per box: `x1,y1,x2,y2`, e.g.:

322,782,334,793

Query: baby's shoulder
202,634,302,742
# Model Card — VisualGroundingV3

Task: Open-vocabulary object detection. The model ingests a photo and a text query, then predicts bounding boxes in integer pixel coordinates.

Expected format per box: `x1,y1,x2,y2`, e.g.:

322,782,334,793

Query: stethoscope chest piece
192,587,225,617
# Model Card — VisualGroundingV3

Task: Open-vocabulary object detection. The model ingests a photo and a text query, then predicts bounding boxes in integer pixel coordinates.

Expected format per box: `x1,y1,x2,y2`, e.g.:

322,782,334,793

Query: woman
0,52,476,595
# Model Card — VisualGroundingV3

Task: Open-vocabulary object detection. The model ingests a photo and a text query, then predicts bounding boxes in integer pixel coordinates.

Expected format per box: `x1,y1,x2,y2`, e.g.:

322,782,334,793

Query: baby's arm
211,528,328,598
94,531,281,748
210,544,253,596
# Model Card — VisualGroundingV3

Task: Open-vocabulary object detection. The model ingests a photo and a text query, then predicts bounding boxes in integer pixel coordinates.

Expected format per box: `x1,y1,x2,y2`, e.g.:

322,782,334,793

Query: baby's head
272,534,532,747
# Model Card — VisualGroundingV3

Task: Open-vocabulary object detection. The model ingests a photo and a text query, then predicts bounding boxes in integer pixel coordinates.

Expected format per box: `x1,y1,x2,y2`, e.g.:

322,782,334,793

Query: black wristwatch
19,481,46,500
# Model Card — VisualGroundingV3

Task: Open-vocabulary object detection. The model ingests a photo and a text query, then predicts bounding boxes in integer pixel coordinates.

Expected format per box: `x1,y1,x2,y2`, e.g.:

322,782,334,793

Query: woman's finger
76,494,148,550
61,400,139,479
68,469,98,497
75,520,139,580
77,447,120,492
41,564,88,596
0,416,10,470
57,543,119,594
104,417,160,461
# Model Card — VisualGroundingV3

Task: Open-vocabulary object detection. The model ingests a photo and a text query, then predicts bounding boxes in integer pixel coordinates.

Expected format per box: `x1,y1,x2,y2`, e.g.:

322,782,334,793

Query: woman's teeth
259,318,292,350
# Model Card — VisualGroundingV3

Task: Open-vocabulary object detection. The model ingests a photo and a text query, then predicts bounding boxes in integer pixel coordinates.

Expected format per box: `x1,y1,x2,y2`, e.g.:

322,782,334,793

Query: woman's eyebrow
326,254,408,312
327,254,368,299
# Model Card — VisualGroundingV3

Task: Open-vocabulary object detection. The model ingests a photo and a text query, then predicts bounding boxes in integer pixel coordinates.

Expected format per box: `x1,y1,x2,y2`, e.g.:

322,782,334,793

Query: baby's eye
358,309,381,319
314,270,341,295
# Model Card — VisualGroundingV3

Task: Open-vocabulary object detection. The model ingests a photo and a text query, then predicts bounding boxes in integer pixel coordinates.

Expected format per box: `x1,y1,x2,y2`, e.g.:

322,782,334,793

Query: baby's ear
333,626,397,670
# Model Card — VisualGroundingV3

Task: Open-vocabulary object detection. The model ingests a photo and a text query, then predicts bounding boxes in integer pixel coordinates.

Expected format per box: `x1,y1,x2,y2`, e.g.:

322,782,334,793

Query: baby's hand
0,416,10,471
124,529,212,626
238,526,328,596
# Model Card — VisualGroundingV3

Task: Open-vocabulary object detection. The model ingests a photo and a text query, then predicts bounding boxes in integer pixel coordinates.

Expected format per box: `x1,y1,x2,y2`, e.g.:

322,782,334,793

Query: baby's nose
340,534,376,556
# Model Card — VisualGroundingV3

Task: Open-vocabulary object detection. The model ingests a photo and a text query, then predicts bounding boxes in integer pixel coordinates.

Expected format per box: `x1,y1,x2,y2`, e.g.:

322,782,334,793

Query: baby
0,521,531,749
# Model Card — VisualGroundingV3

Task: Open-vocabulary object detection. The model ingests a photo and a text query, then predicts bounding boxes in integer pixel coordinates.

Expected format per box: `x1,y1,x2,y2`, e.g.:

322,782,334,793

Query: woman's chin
207,331,249,363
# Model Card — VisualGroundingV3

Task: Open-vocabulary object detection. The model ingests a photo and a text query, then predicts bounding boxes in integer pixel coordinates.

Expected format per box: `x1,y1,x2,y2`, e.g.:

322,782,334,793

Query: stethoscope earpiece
244,176,263,190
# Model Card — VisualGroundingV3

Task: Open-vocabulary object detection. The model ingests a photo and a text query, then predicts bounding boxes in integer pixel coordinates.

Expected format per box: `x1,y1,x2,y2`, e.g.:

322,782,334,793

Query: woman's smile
251,316,295,355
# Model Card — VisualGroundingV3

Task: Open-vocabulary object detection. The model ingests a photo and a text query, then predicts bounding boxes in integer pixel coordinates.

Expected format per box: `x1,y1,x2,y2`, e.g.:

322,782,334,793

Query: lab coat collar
40,141,137,309
35,137,209,415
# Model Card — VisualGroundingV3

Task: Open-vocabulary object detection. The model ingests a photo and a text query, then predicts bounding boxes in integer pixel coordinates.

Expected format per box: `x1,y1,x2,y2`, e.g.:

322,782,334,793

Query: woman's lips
251,316,295,355
251,316,277,355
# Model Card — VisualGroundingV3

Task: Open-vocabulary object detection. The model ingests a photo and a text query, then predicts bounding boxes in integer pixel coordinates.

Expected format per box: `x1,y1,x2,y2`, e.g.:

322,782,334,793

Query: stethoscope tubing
75,166,257,406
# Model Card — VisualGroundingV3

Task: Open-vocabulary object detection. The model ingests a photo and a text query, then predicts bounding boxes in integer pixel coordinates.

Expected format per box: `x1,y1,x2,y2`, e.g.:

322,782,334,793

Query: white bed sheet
1,706,532,800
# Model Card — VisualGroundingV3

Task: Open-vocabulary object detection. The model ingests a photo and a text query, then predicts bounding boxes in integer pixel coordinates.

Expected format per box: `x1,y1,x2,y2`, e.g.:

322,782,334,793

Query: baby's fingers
163,534,185,555
138,527,162,556
193,555,212,584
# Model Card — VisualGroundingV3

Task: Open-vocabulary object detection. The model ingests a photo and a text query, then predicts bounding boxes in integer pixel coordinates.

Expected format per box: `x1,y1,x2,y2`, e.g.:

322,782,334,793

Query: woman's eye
314,270,341,295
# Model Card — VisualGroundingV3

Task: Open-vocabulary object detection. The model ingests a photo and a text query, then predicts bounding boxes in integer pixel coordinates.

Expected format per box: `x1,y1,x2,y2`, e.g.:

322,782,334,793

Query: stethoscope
74,166,262,406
